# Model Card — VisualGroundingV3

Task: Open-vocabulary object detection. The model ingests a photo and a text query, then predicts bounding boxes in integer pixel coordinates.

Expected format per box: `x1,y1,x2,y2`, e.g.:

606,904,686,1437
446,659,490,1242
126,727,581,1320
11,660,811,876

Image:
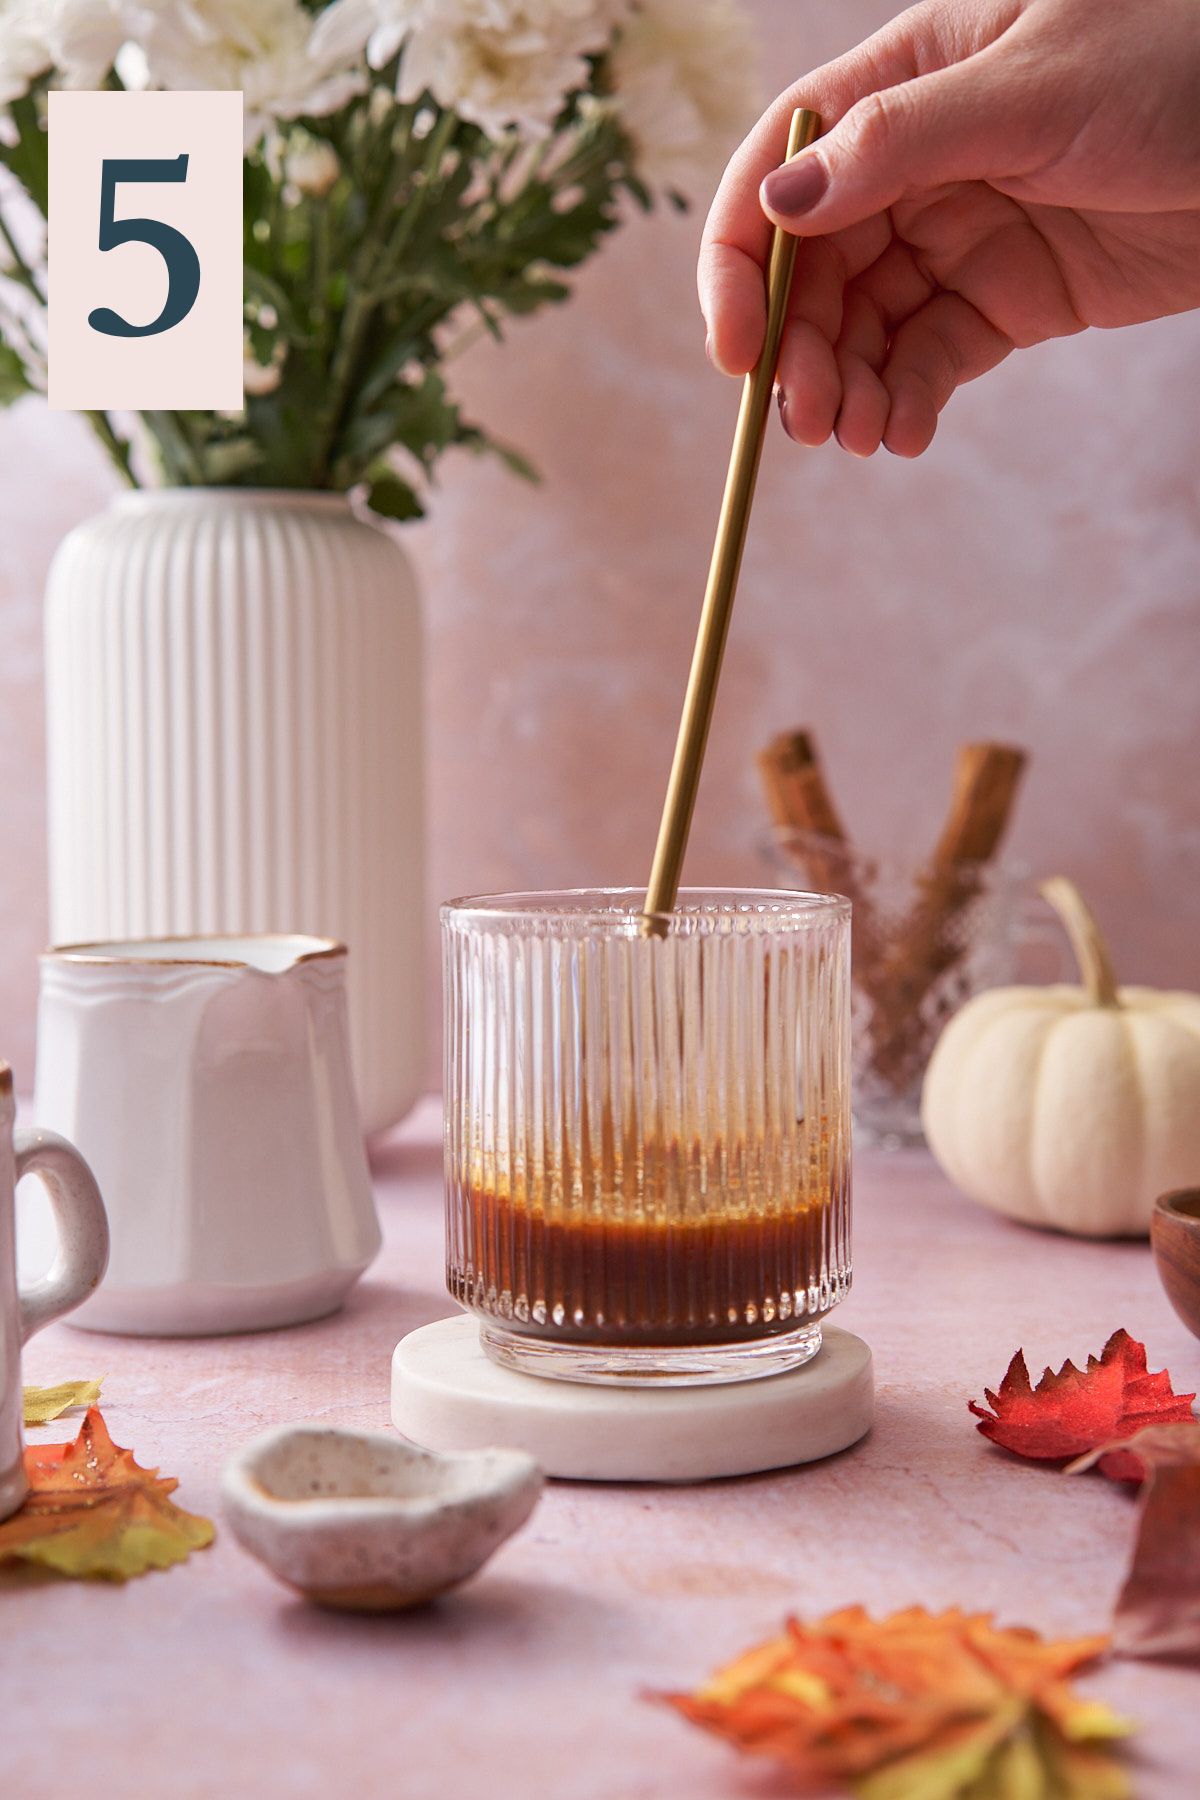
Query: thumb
760,52,1024,235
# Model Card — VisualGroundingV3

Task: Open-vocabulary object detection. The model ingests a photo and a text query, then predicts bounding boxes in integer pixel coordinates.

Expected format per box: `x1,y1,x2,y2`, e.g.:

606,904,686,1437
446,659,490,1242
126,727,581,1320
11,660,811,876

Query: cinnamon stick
869,742,1028,1091
757,732,1030,1104
758,728,887,1001
930,742,1027,867
756,730,847,840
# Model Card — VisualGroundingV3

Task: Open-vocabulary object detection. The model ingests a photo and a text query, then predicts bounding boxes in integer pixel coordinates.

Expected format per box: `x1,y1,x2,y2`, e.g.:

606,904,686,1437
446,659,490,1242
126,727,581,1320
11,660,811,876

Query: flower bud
286,141,340,198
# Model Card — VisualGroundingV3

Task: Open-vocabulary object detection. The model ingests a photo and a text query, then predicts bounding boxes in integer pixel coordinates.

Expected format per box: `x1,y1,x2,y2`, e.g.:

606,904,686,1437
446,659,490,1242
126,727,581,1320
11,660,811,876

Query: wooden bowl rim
1154,1188,1200,1225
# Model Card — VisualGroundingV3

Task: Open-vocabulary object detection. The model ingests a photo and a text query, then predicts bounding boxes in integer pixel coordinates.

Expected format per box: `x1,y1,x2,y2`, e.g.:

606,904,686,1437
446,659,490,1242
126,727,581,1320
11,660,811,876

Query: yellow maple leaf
23,1378,103,1426
0,1406,214,1581
661,1605,1134,1799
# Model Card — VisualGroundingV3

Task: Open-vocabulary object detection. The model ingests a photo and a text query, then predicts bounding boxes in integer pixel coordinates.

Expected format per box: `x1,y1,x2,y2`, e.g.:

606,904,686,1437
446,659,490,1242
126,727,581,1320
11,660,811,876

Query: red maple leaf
969,1330,1196,1482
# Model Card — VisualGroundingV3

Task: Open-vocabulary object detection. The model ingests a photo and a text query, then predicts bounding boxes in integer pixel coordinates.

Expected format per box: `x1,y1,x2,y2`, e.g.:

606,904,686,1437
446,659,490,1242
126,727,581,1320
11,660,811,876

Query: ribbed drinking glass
443,888,851,1386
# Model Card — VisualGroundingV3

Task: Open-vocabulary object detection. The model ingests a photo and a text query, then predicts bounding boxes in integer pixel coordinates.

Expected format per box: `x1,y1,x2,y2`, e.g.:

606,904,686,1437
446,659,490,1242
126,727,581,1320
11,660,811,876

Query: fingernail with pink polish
761,154,827,217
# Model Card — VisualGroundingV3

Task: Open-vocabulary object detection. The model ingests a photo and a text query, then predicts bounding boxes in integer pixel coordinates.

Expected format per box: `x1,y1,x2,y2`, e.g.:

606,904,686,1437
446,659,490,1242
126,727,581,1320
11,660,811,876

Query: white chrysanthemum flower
609,0,760,197
1,1,160,102
49,0,134,89
0,0,55,105
367,0,629,139
137,0,374,146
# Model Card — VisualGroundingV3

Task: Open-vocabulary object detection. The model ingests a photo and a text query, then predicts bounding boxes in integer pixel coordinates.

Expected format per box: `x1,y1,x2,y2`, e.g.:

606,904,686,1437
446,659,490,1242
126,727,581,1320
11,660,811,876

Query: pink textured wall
2,0,1199,1092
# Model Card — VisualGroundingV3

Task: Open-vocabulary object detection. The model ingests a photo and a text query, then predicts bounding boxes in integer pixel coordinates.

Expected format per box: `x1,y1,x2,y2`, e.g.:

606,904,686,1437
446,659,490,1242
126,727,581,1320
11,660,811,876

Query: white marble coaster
391,1316,873,1484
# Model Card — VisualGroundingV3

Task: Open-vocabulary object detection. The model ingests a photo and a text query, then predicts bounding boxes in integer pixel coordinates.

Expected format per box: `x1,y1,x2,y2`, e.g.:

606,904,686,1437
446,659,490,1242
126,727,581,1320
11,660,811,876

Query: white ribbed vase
44,489,425,1134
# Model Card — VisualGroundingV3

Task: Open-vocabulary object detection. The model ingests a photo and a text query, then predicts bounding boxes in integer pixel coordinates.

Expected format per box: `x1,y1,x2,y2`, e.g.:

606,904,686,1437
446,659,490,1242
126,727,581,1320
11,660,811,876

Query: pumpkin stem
1038,877,1121,1007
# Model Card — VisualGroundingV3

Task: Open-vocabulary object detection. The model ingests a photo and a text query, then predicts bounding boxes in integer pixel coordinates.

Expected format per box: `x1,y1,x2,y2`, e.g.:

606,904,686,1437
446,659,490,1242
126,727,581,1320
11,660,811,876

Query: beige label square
48,90,243,411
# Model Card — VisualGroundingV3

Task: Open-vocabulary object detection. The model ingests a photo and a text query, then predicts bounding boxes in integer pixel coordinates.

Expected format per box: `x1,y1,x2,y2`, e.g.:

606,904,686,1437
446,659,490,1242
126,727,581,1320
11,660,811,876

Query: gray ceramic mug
1,1062,109,1520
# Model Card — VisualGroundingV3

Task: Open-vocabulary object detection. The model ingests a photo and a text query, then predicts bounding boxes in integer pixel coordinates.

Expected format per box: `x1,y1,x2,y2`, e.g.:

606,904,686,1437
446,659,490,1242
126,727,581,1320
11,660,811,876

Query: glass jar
762,829,1053,1148
443,888,851,1386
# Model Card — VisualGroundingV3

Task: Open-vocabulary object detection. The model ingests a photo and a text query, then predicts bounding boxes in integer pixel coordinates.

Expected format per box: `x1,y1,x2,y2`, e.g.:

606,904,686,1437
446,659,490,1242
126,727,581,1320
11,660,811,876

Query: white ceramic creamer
32,936,380,1336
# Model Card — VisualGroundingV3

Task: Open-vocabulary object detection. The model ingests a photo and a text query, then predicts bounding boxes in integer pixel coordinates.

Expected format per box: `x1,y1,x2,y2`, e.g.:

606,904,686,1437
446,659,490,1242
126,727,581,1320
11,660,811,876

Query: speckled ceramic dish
222,1422,542,1611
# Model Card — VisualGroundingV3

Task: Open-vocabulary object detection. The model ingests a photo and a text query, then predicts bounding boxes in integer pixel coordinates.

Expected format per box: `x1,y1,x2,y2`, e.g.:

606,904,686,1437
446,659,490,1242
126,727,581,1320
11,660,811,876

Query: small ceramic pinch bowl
222,1423,543,1612
1152,1189,1200,1342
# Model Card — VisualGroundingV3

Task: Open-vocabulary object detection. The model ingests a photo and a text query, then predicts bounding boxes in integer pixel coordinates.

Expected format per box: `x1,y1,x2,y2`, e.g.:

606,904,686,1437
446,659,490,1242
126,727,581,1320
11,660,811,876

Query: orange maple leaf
661,1606,1133,1798
0,1406,214,1581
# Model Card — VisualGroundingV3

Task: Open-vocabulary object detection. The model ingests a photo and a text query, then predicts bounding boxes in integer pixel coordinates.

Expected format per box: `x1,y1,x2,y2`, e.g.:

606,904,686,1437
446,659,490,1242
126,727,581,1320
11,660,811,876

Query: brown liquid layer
448,1180,846,1346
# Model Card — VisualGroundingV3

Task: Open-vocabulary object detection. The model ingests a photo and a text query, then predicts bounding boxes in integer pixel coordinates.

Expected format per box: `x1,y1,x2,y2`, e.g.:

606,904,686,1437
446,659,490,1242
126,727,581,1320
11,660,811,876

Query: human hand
699,0,1200,456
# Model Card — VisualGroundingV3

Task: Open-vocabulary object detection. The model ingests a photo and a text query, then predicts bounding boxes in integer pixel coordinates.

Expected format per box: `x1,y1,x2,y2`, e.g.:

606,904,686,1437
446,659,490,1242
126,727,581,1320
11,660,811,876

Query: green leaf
472,432,540,485
365,469,423,521
0,340,30,404
1,90,50,215
337,367,463,477
356,332,424,411
494,276,571,316
199,436,265,484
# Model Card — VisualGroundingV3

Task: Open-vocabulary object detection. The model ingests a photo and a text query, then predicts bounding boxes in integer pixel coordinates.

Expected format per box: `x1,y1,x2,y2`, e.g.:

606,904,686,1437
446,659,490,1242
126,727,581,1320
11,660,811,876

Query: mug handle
15,1129,109,1343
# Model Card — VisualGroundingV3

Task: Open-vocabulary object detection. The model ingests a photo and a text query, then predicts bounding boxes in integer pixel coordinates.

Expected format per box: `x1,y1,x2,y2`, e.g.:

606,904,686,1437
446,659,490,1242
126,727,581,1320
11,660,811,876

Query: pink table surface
4,1096,1197,1799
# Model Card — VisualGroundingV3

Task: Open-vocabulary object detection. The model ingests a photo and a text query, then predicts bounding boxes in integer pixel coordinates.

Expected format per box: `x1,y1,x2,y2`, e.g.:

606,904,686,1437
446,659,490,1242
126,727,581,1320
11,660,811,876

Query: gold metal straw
643,107,821,928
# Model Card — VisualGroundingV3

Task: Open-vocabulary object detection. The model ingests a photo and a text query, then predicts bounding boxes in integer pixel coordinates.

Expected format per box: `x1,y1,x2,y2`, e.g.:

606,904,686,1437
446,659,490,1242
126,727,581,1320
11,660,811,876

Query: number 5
88,155,202,339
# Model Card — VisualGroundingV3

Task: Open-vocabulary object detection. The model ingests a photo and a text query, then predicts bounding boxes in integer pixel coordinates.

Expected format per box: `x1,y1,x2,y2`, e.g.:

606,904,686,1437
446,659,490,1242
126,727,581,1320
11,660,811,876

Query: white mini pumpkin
921,877,1200,1237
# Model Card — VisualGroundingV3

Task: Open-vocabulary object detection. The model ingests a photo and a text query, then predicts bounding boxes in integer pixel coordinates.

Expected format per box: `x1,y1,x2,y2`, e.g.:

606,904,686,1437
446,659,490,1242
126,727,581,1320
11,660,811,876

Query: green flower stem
305,112,418,480
143,410,206,485
171,411,208,482
314,111,461,481
85,411,137,485
367,102,409,217
0,290,44,373
375,110,459,289
310,201,331,349
0,208,44,302
267,176,284,259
